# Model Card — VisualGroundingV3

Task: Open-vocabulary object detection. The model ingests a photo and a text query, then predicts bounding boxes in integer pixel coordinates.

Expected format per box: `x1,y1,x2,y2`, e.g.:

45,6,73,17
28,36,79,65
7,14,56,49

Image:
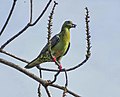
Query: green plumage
25,21,76,69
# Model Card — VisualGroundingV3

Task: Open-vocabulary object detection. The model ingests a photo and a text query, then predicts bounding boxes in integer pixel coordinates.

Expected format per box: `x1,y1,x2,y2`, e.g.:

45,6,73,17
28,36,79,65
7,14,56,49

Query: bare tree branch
0,58,46,85
49,70,60,84
0,0,52,49
0,0,90,96
36,1,57,94
64,69,68,87
50,84,81,97
0,22,28,49
29,0,33,23
0,49,29,63
62,69,68,97
0,58,81,97
38,83,42,97
0,0,17,36
47,1,60,68
85,7,91,58
36,65,43,97
30,0,52,26
44,87,51,97
62,87,67,97
0,1,91,75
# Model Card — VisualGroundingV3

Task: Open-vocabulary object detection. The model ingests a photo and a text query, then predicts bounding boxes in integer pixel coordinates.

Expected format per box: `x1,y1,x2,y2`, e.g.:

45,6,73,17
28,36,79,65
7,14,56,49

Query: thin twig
45,87,51,97
30,0,52,26
0,0,52,49
29,0,33,23
62,7,91,71
48,70,60,84
85,7,91,59
37,66,42,97
62,69,68,97
47,1,59,67
0,0,17,36
1,23,29,49
38,83,42,97
50,84,81,97
46,1,61,85
64,69,68,87
36,66,42,78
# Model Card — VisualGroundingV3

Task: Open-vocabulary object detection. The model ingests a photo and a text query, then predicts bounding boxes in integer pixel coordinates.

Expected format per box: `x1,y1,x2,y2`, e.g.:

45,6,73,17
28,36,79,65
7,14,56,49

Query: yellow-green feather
52,28,70,57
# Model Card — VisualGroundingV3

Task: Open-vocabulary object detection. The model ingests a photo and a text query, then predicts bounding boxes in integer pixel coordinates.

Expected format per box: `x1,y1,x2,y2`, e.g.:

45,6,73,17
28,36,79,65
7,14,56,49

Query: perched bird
25,21,76,70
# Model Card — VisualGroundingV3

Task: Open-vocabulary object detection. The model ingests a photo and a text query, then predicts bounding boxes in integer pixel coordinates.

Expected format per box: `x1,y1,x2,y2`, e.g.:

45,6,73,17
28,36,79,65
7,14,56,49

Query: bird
25,21,76,70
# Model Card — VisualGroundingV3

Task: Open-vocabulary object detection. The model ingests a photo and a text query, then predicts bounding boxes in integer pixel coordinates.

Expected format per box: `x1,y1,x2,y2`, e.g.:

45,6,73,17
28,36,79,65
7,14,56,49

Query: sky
0,0,120,97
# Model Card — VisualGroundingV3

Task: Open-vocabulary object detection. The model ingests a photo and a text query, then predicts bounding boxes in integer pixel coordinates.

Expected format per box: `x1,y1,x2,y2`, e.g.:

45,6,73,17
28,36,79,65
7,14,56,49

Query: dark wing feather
40,34,60,54
63,42,70,56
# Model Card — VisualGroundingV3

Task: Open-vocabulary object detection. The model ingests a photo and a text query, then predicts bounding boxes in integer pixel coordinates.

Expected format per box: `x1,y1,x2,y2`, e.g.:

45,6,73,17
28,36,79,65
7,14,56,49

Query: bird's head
62,21,76,29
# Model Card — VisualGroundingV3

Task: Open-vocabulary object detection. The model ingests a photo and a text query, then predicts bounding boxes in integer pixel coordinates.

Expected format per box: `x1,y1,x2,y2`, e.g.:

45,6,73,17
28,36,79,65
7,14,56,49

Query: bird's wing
63,42,70,56
40,34,60,54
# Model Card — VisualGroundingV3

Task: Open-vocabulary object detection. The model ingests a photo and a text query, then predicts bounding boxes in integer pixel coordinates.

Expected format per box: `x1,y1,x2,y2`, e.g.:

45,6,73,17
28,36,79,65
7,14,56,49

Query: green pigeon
25,21,76,70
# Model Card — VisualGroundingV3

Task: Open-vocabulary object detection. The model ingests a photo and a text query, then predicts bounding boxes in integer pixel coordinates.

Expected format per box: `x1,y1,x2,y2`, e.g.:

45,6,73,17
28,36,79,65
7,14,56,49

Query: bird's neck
61,27,70,31
60,28,70,42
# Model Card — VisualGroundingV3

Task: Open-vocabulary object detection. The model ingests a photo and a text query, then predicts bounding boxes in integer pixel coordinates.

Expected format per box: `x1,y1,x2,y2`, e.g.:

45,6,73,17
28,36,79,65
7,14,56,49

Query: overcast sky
0,0,120,97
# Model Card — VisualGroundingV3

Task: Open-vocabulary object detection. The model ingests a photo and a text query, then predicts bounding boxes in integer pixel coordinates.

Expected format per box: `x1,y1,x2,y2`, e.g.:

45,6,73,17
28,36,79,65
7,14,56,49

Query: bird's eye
67,21,71,24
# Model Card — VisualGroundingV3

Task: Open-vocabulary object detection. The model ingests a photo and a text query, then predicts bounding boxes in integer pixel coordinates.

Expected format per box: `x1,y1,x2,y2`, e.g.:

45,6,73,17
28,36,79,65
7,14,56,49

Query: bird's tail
25,58,41,69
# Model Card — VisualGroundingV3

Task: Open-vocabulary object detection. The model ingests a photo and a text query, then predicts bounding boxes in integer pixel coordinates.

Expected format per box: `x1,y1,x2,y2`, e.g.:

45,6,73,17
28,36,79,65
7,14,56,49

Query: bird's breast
52,40,69,58
52,30,70,58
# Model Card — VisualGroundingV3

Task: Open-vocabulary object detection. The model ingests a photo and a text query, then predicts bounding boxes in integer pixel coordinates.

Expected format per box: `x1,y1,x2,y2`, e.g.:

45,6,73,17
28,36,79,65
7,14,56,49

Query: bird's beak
71,23,77,28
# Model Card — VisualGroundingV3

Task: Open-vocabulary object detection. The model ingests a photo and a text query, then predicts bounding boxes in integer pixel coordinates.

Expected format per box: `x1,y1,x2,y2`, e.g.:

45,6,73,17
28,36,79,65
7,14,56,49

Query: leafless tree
0,0,91,97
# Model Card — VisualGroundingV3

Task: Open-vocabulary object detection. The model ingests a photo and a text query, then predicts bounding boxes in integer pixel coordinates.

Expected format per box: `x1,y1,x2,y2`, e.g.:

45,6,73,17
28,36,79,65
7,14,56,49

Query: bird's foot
52,56,62,70
52,56,56,62
58,64,62,71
